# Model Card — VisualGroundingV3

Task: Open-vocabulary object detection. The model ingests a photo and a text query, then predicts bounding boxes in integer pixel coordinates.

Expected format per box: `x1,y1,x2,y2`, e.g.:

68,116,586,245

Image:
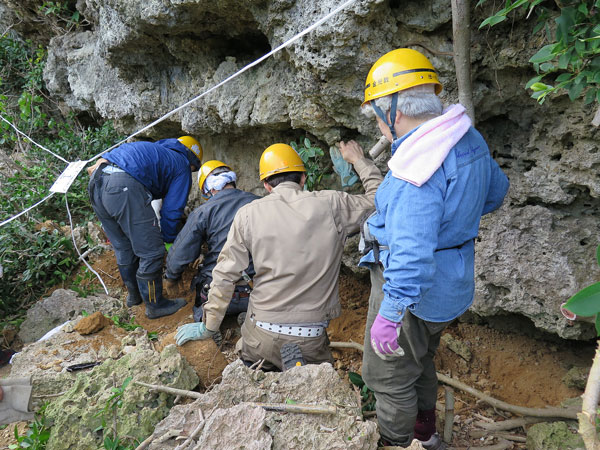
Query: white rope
2,0,360,225
65,194,109,295
0,114,70,164
0,192,56,227
87,0,359,162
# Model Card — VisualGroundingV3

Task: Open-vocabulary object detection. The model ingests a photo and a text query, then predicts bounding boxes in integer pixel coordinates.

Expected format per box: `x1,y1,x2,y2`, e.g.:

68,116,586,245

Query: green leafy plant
348,371,377,413
108,316,142,332
70,269,98,298
479,0,600,105
563,244,600,335
38,2,82,32
94,377,138,450
0,34,123,320
9,403,50,450
290,137,325,191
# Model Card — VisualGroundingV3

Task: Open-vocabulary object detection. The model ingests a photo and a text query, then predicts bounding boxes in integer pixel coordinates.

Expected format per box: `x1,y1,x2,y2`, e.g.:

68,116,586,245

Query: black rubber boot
136,271,186,319
118,263,142,307
280,343,305,371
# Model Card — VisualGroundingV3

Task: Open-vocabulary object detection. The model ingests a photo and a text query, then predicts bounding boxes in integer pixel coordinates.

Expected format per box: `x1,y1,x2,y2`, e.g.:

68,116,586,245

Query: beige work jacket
203,157,383,331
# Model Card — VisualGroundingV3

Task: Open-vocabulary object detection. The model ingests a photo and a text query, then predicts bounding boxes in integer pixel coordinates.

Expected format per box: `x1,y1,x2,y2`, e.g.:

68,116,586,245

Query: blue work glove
370,313,405,361
330,146,359,187
175,322,216,346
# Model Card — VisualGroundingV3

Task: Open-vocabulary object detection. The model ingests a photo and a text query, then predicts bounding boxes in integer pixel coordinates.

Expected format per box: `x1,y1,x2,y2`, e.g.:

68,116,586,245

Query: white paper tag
50,161,88,193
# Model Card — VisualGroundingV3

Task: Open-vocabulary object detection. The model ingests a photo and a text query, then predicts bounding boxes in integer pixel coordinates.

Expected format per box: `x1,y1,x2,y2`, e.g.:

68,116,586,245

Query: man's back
205,156,382,329
235,182,349,323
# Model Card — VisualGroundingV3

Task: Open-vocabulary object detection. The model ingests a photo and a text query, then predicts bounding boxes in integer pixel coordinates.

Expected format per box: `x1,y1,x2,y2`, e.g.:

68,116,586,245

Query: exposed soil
0,249,595,449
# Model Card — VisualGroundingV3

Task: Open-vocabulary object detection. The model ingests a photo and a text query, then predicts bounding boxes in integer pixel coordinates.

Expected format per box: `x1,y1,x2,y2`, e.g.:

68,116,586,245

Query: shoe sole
280,343,306,371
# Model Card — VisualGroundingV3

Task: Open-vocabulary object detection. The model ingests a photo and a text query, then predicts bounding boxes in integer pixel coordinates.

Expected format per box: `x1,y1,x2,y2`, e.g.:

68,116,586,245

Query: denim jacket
359,126,509,323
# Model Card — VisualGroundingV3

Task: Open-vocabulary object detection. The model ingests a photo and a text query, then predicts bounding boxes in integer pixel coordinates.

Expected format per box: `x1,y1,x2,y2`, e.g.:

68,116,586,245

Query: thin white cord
0,114,70,164
65,194,109,295
0,192,56,227
2,0,360,225
87,0,359,162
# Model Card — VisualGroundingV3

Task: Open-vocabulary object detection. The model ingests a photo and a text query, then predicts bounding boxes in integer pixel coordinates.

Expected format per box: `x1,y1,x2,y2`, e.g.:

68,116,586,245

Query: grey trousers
88,168,164,275
362,265,451,446
240,317,334,371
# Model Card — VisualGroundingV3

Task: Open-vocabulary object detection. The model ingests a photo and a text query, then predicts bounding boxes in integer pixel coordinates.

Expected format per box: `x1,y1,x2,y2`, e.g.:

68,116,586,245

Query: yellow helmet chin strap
370,93,399,140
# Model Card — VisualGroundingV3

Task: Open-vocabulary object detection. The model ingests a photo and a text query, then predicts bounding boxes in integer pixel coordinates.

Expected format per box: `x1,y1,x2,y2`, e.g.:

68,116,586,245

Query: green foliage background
480,0,600,105
0,33,123,321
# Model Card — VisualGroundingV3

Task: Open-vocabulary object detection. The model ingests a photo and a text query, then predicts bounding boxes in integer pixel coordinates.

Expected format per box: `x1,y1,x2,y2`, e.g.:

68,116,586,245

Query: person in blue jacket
164,160,259,323
87,136,202,319
359,49,509,449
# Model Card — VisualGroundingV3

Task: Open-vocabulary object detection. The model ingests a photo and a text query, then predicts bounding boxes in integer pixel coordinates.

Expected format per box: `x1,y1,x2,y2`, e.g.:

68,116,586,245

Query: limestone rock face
42,342,198,450
3,0,600,338
147,360,379,450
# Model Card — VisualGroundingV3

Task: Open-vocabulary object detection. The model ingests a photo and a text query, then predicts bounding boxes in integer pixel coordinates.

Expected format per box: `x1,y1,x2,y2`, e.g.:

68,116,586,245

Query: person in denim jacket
359,49,509,449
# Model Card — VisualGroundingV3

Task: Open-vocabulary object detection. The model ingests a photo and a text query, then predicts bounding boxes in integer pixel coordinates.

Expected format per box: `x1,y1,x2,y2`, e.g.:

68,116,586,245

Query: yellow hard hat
178,136,203,162
198,160,232,193
259,144,306,181
363,48,442,106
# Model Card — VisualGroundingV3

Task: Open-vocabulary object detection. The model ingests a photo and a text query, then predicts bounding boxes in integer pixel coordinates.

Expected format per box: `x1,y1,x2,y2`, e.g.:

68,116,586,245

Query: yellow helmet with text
198,160,232,194
259,143,306,181
177,135,203,162
363,48,442,106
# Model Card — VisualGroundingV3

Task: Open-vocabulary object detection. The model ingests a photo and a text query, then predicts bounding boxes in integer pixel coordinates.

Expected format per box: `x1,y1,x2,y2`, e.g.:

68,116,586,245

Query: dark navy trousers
88,166,164,276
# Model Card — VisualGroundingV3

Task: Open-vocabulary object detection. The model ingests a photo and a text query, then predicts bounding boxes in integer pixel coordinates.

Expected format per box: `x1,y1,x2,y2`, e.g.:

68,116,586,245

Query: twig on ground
330,342,575,420
470,430,527,442
473,412,495,423
134,381,335,415
330,341,364,352
134,381,202,399
97,268,117,280
155,429,183,444
247,402,337,415
78,244,110,261
437,373,578,419
249,359,264,370
133,434,155,450
444,387,455,443
174,409,204,450
135,428,182,450
474,416,548,431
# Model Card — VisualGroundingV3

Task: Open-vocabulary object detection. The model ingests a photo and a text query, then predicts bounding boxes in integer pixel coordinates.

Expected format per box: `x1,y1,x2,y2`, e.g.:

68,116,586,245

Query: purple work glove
370,313,405,360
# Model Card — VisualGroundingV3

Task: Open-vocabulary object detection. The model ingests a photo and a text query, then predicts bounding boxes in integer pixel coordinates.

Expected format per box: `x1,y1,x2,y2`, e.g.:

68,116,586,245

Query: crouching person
164,160,259,323
87,136,202,319
175,142,382,371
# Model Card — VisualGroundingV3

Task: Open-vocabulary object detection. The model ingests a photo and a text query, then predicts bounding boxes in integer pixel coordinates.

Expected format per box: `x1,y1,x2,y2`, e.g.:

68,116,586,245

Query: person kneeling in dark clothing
164,160,259,323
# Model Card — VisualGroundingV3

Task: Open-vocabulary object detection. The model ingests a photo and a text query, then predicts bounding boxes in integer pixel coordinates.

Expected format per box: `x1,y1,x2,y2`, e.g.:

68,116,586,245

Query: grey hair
361,84,443,120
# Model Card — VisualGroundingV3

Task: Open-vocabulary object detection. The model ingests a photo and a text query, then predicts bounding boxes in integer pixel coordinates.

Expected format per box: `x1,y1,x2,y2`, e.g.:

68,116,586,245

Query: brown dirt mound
158,333,228,389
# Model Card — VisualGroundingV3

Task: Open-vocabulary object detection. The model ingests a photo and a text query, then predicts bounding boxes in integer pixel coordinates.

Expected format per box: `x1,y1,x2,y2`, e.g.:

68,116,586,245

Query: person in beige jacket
175,141,382,370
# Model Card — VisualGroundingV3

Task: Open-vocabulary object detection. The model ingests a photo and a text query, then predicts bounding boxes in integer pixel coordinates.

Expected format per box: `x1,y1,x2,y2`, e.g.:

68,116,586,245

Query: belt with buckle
254,320,324,338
